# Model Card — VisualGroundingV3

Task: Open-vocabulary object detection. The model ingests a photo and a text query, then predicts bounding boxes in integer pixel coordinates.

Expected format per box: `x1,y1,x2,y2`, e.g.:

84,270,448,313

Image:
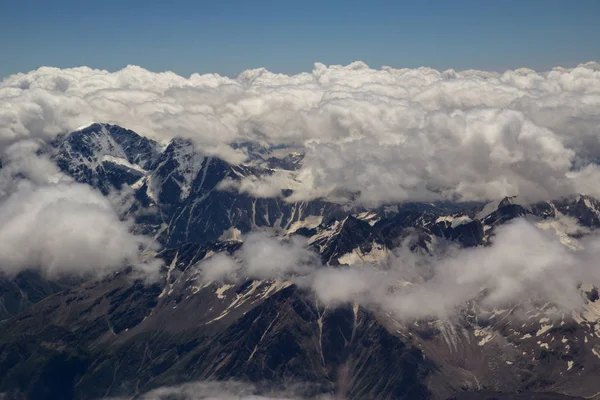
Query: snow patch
286,215,323,234
215,284,235,299
474,328,495,346
102,154,146,173
536,324,553,337
338,242,388,264
436,215,472,228
355,211,380,226
76,122,95,131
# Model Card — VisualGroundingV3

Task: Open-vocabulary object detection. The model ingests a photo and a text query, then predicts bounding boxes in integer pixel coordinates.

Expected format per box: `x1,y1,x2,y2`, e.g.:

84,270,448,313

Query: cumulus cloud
198,219,600,320
239,233,319,279
198,232,318,284
1,61,600,205
0,141,161,279
199,253,240,283
218,170,295,198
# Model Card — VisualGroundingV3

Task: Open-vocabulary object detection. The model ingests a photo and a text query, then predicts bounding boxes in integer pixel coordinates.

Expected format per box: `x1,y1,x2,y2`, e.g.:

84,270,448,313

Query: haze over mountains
0,62,600,399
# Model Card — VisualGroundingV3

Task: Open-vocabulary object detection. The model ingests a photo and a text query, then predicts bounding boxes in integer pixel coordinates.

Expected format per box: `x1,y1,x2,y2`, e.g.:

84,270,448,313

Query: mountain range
1,123,600,400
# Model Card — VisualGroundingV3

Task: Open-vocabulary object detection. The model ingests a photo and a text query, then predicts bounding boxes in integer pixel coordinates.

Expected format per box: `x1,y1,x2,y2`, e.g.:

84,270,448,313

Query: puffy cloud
2,61,600,204
199,253,240,283
239,233,319,279
0,141,161,279
198,232,319,283
198,218,600,321
217,170,295,198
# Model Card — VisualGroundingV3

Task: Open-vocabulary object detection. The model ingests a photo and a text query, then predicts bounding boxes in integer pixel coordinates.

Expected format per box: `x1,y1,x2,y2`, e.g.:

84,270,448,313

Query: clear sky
1,0,599,78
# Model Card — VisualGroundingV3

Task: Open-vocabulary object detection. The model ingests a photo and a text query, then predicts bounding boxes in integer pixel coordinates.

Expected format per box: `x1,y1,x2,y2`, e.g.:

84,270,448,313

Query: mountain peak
49,123,162,193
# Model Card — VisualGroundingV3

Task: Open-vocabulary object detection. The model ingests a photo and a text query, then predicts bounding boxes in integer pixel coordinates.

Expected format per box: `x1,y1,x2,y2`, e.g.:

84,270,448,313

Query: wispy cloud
106,380,335,400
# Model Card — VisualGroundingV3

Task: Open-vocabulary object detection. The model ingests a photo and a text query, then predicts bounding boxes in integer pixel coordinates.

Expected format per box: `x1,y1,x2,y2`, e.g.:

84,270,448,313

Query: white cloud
1,61,600,205
198,232,319,283
240,233,319,279
379,219,587,318
0,141,161,279
217,170,295,198
199,253,241,283
198,218,600,321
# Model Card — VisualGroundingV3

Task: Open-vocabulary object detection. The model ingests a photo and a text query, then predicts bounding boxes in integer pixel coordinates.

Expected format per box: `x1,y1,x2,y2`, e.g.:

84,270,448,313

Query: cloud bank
1,61,600,205
198,219,600,320
0,141,160,279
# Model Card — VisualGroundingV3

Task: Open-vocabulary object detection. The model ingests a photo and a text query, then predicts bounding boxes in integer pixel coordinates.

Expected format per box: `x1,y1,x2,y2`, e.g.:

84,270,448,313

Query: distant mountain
1,124,600,399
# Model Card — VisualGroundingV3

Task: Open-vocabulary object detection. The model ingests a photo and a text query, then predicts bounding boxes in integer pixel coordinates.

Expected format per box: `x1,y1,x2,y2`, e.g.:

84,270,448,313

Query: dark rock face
312,216,375,264
0,276,431,400
0,271,75,320
441,219,484,247
2,124,600,399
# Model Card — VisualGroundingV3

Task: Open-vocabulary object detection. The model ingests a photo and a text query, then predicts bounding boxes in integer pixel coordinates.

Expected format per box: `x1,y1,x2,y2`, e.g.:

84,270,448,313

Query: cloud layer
2,62,600,205
198,219,600,320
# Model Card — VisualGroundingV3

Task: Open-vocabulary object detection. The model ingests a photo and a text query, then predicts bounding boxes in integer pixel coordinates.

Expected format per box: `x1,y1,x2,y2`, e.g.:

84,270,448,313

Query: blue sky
1,0,599,78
